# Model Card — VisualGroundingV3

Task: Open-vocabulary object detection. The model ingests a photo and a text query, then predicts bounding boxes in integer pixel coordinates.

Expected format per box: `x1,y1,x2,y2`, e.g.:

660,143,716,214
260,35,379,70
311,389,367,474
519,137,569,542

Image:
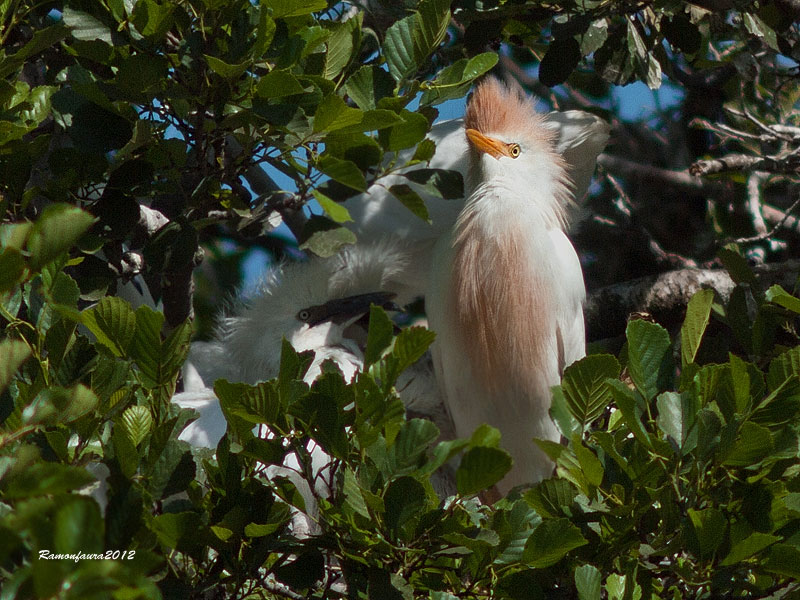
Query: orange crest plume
465,77,557,148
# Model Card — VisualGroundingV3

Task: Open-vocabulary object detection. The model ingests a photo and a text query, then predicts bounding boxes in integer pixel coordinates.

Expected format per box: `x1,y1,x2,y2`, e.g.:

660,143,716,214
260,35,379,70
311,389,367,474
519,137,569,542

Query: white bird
172,241,454,533
426,77,588,496
343,104,608,305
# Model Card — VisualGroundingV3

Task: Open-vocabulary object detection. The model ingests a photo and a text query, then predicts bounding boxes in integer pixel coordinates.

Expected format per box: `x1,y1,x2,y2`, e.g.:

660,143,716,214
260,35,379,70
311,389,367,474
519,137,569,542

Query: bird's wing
548,228,587,372
172,388,227,448
185,340,235,388
343,113,606,303
542,110,610,205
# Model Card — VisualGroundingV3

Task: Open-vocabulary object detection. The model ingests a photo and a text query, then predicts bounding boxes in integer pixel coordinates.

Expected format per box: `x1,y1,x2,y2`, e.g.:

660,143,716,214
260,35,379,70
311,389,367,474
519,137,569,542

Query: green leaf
716,354,758,421
313,94,363,133
687,507,727,558
718,246,757,286
299,218,356,258
575,564,602,600
549,386,581,438
743,13,779,51
723,421,773,466
560,354,621,430
383,476,427,535
523,518,587,567
81,296,137,358
656,391,699,454
324,16,360,80
112,420,138,478
764,544,800,578
580,19,608,55
216,379,282,428
681,288,714,366
53,496,103,554
204,55,249,80
524,478,579,518
384,0,449,81
411,138,436,163
312,190,353,223
0,339,31,395
269,0,327,18
721,531,779,566
384,16,418,81
403,168,463,199
456,446,512,496
3,463,95,499
384,326,436,383
316,155,367,191
380,110,429,151
0,222,32,251
413,0,450,69
121,405,152,447
388,418,439,472
765,284,800,314
420,53,498,104
131,0,175,38
22,385,97,425
151,512,204,552
625,319,672,400
607,380,652,448
539,37,581,87
767,346,800,391
27,204,95,271
256,70,306,98
388,184,431,223
344,65,395,110
571,439,604,488
364,305,395,368
63,7,112,44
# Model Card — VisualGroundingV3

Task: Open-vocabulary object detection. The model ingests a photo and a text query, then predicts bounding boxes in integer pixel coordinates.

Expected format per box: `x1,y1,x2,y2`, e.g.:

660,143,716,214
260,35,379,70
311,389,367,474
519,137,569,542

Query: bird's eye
297,309,311,322
508,144,521,158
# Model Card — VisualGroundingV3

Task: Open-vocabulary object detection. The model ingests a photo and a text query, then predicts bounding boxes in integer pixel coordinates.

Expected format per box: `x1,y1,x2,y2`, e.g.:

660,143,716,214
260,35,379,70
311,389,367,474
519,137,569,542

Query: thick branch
585,261,800,341
225,135,307,240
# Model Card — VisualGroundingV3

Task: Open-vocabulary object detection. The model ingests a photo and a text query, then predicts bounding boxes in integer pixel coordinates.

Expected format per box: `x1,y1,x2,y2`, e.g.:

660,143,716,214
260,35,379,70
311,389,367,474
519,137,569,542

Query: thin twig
728,195,800,245
690,153,800,176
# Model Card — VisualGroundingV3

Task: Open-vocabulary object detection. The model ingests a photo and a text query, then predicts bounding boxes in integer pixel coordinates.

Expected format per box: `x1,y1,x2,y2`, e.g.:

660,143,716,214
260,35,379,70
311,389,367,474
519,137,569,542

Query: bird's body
344,109,608,304
173,241,456,534
427,78,587,494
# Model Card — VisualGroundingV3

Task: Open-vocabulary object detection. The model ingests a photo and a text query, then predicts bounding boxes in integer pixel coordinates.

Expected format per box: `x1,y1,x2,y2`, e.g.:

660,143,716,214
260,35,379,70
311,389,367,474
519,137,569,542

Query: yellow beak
465,128,507,160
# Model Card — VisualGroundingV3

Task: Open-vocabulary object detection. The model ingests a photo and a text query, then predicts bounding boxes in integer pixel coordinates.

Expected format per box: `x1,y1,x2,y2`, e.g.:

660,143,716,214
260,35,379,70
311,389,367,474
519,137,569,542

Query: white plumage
172,241,453,534
343,107,608,305
426,77,589,495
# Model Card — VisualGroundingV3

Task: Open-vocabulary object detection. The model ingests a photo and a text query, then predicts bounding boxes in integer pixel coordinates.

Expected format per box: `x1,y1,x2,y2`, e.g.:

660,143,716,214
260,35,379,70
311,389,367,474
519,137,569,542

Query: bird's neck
448,172,571,397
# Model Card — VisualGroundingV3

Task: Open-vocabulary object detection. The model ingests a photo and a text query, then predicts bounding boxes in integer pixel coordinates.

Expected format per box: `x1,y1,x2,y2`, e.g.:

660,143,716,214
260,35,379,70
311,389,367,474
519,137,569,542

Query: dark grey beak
299,291,398,326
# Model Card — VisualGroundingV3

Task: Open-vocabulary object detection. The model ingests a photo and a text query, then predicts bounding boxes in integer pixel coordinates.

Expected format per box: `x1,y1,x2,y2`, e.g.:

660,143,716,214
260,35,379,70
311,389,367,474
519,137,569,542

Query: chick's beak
465,128,506,160
313,291,398,326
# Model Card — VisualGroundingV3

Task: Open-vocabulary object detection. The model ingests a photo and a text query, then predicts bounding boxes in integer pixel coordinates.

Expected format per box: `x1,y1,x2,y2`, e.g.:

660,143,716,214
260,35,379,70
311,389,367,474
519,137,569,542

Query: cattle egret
427,77,588,495
343,105,608,304
173,241,455,534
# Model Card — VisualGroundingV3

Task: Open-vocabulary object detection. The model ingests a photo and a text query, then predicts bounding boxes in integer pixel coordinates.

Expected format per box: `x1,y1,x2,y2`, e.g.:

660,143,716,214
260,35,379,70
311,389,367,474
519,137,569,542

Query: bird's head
222,242,406,383
463,77,572,215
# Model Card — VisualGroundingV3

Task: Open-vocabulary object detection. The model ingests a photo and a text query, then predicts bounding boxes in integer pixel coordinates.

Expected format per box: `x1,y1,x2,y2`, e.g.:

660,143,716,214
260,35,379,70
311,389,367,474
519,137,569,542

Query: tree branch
597,153,727,197
690,153,800,176
585,260,800,341
225,135,307,240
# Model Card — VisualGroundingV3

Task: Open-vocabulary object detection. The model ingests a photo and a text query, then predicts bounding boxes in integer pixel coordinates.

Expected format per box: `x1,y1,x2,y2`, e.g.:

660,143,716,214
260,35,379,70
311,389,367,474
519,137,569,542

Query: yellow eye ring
508,144,521,158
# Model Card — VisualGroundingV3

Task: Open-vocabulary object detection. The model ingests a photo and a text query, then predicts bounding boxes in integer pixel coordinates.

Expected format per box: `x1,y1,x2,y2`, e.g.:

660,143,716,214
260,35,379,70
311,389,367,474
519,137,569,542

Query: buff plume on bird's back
427,76,588,496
